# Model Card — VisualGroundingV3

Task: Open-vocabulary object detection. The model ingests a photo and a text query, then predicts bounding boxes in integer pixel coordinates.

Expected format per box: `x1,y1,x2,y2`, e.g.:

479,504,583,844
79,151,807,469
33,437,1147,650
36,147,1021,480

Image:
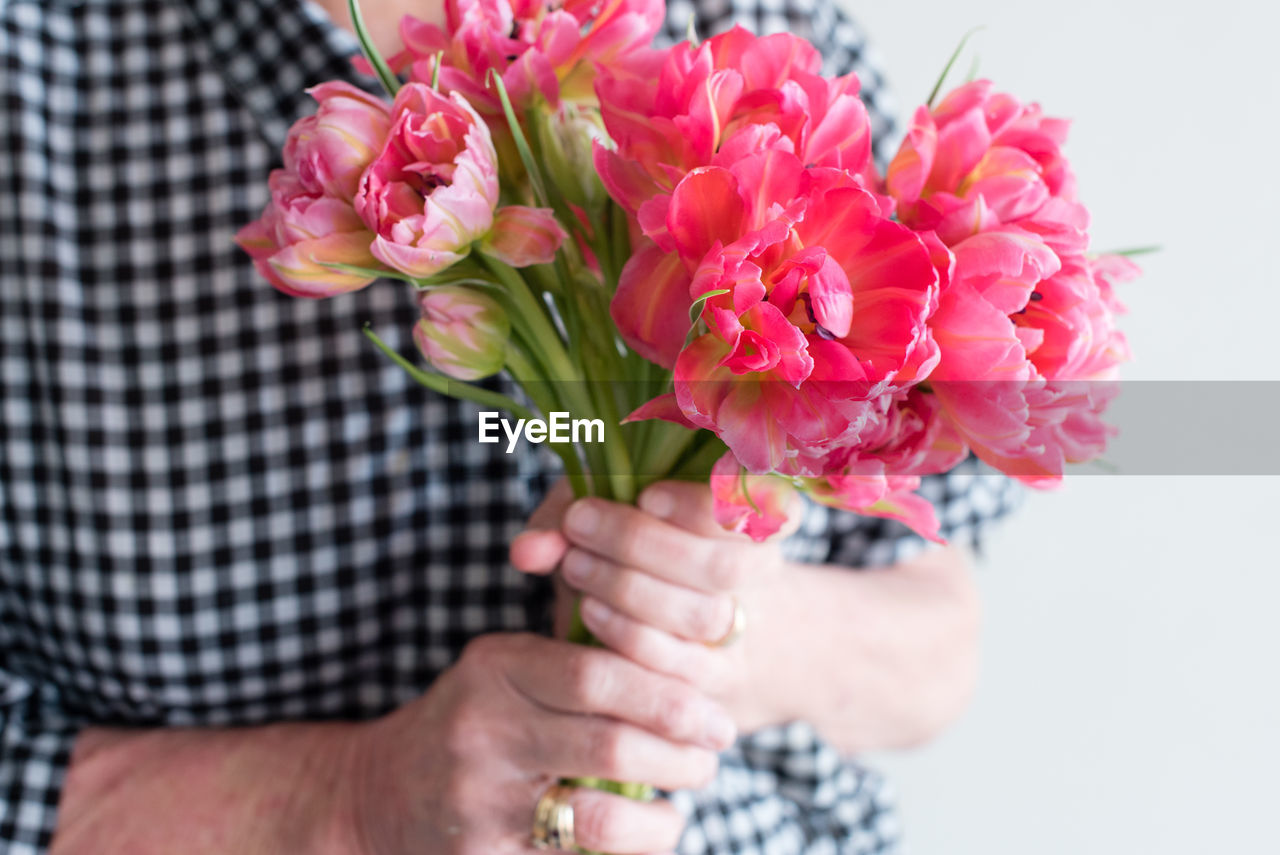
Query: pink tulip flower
786,391,969,541
235,170,383,298
236,84,392,297
413,285,511,380
355,84,500,278
884,81,1136,484
619,149,939,475
366,0,664,121
708,452,797,541
595,26,877,218
354,83,564,278
886,80,1085,248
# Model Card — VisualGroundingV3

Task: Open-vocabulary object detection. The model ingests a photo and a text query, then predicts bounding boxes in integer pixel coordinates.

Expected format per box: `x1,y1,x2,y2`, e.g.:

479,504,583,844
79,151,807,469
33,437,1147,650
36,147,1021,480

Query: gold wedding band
531,783,576,851
708,597,746,648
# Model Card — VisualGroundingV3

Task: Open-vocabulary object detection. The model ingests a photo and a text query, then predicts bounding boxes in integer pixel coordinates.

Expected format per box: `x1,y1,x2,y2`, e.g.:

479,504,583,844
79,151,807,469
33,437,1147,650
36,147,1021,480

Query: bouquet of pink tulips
238,0,1137,819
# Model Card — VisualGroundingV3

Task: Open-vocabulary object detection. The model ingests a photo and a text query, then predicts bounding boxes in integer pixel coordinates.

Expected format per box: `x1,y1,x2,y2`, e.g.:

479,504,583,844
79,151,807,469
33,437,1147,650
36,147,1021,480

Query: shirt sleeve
0,668,78,855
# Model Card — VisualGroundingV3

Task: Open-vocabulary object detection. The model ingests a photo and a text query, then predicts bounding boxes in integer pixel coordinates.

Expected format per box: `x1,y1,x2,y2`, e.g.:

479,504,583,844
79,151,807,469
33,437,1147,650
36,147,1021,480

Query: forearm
51,722,364,855
742,546,982,754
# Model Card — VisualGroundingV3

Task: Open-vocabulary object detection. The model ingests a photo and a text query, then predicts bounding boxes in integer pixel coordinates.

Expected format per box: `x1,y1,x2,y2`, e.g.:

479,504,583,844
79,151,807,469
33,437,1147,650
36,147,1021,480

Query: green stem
479,255,634,501
669,431,728,482
362,326,534,420
505,346,590,496
633,421,702,491
347,0,400,98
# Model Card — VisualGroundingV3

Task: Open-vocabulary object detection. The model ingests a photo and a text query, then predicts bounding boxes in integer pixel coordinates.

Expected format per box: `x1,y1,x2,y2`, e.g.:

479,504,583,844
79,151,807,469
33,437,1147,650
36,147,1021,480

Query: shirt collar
175,0,379,152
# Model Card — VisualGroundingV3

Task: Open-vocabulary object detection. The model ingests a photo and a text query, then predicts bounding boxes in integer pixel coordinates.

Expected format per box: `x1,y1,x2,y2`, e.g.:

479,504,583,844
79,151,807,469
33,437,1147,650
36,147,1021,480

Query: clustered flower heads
238,0,1136,544
236,77,566,380
601,28,1136,540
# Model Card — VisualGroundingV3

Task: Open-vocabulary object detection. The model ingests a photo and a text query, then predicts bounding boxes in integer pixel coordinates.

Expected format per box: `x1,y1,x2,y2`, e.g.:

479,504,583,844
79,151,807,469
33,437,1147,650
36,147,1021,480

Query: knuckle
588,726,630,778
564,650,609,708
438,762,478,811
688,597,727,641
652,802,687,850
691,748,720,788
696,651,733,695
614,516,649,564
656,692,698,740
610,568,642,605
614,618,649,662
458,632,507,671
439,710,486,761
705,545,745,590
571,793,619,850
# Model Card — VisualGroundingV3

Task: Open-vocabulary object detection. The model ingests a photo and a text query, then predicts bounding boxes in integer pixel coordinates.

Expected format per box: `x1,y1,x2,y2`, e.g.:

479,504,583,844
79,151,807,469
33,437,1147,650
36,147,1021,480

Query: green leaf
348,0,401,98
345,0,399,97
430,50,444,90
1103,245,1163,257
1087,457,1121,474
362,324,535,421
927,26,984,108
688,289,729,327
739,467,762,516
681,288,730,349
965,53,982,83
485,70,550,208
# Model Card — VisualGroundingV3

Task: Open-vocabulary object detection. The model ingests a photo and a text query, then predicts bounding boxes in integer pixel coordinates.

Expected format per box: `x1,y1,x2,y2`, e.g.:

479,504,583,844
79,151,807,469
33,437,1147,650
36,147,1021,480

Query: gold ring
708,597,746,648
531,783,576,851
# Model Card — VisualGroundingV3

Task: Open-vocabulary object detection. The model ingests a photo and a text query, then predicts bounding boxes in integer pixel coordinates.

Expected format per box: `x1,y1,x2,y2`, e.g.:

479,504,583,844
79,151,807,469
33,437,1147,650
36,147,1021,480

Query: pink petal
483,206,567,267
266,231,381,297
666,167,746,265
621,393,697,428
370,234,467,278
611,242,694,368
709,451,796,541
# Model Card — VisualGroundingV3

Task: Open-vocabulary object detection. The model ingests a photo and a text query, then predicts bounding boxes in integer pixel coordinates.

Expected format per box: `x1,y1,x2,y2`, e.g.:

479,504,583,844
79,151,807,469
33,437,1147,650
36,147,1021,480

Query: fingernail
566,501,599,536
639,488,674,519
561,550,593,586
703,706,737,750
580,597,611,627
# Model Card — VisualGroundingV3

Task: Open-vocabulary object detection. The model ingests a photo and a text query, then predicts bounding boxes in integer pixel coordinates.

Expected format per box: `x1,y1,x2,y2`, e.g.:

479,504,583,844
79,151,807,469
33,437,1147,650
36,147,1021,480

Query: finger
562,789,685,855
510,529,569,575
561,549,735,645
563,499,751,593
637,481,729,539
502,635,736,751
578,595,732,694
526,712,719,792
640,480,806,541
511,479,574,574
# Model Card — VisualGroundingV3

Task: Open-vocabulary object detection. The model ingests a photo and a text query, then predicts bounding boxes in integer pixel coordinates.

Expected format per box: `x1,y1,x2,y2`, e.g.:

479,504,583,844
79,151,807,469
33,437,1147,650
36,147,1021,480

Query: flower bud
413,286,510,380
534,104,610,212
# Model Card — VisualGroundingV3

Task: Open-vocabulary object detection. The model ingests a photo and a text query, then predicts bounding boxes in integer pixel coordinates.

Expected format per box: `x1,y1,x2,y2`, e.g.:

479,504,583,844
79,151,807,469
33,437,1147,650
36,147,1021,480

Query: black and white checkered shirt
0,0,1020,852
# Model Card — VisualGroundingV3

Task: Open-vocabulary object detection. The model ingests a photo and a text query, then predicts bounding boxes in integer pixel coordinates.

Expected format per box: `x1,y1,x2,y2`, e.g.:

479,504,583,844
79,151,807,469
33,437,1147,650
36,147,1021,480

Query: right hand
341,632,736,855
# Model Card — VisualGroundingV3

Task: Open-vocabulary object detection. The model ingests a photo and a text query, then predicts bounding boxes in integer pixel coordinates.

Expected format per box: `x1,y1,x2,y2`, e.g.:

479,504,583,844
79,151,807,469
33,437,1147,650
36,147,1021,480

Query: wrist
318,719,382,855
727,559,807,732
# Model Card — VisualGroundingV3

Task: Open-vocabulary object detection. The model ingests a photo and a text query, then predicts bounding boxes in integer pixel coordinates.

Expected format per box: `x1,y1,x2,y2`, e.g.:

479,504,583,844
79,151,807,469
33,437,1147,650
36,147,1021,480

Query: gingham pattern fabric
0,0,1021,852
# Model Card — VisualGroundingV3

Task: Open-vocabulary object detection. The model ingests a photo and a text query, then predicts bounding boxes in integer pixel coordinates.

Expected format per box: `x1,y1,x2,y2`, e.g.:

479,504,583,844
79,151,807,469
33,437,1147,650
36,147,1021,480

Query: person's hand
342,630,736,855
510,481,800,734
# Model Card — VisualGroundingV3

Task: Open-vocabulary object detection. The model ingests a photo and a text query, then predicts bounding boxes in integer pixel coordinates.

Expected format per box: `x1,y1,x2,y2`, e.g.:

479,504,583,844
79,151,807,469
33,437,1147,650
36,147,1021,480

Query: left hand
510,480,800,734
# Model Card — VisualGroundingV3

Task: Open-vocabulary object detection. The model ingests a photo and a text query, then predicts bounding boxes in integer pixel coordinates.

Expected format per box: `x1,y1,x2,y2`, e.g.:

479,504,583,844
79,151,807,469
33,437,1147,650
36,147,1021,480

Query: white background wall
845,2,1280,852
